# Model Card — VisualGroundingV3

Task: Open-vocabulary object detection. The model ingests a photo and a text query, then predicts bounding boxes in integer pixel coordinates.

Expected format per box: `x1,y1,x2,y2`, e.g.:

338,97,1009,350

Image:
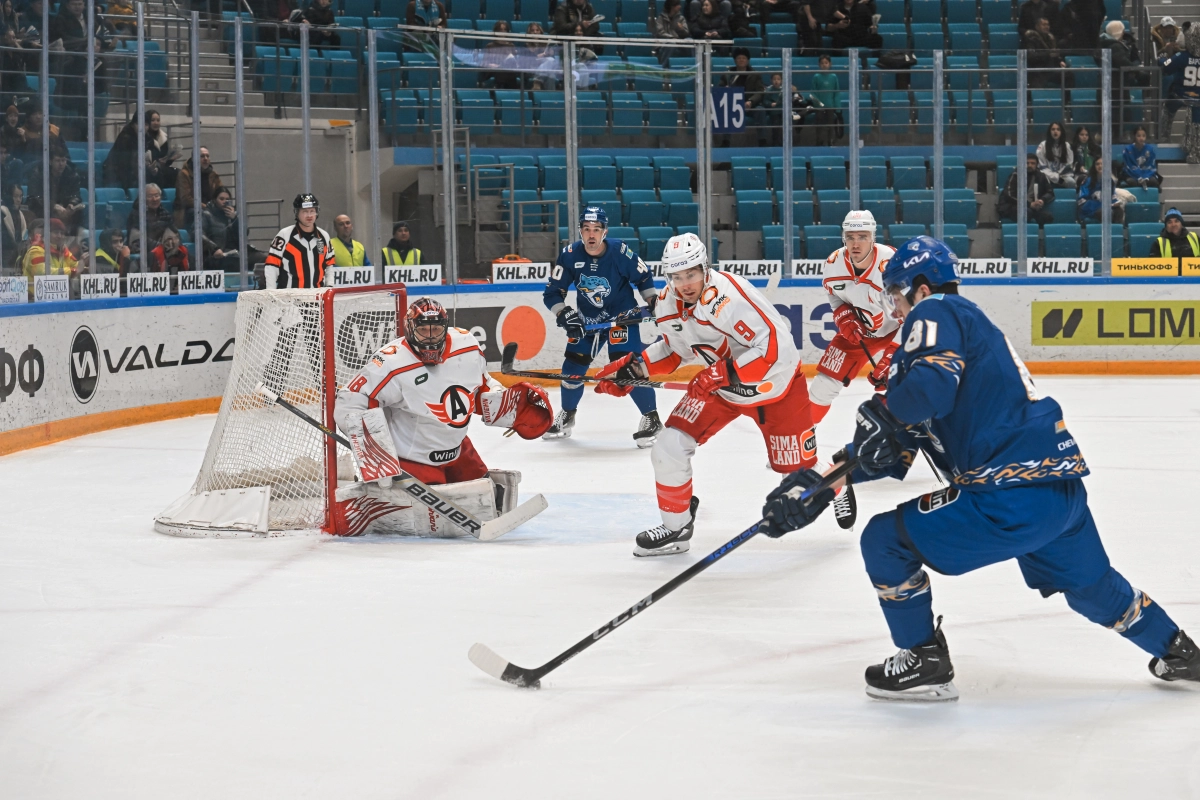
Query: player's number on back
734,320,755,342
1184,66,1198,87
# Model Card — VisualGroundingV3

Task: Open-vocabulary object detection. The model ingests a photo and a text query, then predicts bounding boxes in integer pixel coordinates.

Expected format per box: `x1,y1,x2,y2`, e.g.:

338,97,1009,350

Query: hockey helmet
293,193,320,218
885,235,961,303
661,232,708,277
404,297,449,365
842,209,877,239
579,205,608,230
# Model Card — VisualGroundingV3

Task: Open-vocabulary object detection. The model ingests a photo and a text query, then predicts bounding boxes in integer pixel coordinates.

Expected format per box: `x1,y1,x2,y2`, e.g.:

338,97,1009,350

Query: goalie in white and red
331,297,553,536
810,210,901,424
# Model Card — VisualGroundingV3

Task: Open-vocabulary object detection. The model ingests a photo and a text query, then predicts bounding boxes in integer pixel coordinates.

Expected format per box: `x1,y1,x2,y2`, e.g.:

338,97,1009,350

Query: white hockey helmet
842,209,878,239
661,232,709,276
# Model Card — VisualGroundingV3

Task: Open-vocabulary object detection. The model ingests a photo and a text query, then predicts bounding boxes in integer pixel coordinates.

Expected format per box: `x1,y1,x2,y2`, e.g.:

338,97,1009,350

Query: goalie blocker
333,297,553,537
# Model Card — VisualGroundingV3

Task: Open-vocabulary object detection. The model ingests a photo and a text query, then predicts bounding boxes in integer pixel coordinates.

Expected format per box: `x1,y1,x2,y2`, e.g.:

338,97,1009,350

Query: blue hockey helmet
885,235,961,299
579,205,608,229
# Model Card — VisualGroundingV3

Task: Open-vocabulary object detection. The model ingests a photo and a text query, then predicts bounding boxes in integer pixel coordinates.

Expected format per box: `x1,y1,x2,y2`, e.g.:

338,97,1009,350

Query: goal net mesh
186,286,405,532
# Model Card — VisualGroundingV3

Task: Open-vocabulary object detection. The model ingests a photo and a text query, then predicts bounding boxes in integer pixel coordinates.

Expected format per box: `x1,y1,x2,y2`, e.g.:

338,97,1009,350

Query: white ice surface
2,378,1199,799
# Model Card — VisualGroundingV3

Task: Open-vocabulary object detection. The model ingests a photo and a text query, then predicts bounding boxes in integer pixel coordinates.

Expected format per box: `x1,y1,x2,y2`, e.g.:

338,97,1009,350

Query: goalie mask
404,297,449,365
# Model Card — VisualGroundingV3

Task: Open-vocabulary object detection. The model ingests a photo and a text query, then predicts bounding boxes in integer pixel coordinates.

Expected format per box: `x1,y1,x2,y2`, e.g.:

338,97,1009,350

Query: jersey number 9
734,320,755,341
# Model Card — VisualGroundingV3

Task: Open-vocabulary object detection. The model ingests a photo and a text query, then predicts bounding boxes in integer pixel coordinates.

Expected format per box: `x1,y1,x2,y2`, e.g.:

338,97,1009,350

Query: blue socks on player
860,511,938,648
1065,567,1180,658
559,361,657,416
630,386,656,415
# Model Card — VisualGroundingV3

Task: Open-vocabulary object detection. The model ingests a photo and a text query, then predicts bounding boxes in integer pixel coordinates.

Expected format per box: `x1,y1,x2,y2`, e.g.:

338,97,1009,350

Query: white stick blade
478,494,548,542
468,643,511,680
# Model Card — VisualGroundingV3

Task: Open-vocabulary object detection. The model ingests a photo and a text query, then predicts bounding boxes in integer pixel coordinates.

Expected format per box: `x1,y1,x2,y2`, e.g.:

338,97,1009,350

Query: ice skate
634,496,699,557
542,408,576,440
1149,629,1200,683
633,410,663,448
833,484,857,530
865,616,958,702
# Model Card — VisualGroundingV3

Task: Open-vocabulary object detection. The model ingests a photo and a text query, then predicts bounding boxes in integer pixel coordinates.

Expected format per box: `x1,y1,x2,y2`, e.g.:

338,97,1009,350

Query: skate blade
865,681,959,702
634,435,659,449
541,429,573,440
633,540,691,557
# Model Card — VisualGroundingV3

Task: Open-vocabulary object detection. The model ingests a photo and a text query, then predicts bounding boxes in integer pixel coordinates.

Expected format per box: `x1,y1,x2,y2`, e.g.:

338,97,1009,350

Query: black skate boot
633,410,663,449
865,615,959,702
833,484,857,530
634,496,700,557
542,408,576,440
1149,629,1200,683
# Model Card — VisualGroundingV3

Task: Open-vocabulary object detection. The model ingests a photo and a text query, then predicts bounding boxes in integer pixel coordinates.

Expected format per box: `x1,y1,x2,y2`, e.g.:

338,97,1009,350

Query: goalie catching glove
593,352,649,397
477,382,554,439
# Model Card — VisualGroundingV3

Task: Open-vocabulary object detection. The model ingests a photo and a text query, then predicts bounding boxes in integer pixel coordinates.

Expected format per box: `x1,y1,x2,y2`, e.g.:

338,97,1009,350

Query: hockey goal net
156,284,408,537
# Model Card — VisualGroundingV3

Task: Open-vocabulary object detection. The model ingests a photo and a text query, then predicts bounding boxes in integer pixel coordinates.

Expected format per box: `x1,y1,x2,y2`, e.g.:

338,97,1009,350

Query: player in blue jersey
541,206,662,446
762,235,1199,701
1159,26,1200,162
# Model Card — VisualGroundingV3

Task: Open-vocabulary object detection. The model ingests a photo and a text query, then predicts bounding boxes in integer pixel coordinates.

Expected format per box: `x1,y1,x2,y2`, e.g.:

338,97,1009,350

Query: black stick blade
501,342,519,374
468,643,541,689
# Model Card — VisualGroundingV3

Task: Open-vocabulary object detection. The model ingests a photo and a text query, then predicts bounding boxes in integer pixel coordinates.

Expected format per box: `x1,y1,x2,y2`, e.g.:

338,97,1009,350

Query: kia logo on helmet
70,326,99,404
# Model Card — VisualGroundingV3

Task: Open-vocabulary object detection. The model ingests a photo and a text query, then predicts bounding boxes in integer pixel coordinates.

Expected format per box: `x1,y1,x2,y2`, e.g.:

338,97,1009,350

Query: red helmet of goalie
404,297,450,365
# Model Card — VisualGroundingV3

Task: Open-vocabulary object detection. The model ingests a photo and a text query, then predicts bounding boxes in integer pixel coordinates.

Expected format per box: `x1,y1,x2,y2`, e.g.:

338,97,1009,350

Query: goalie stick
467,457,858,689
501,342,690,391
255,383,547,541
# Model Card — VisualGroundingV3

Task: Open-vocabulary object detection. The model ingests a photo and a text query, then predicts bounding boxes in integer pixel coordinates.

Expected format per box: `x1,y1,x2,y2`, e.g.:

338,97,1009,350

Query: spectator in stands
4,183,30,238
1036,122,1075,188
1071,125,1101,183
17,107,63,163
689,0,731,42
174,146,224,229
26,146,83,230
1160,24,1200,162
1153,16,1183,56
202,187,261,270
520,23,560,89
483,21,520,90
149,227,189,273
18,0,45,43
301,0,340,49
1099,20,1139,70
810,53,842,146
145,110,182,191
999,153,1055,224
0,105,23,155
106,0,136,36
382,221,421,265
651,0,691,66
126,183,174,251
722,47,766,146
332,214,372,267
0,0,18,33
726,0,757,38
1077,159,1124,223
1120,125,1162,188
1023,16,1066,86
553,0,600,38
21,218,77,289
1018,0,1059,37
0,23,28,99
1,189,25,269
827,0,882,53
49,0,107,122
762,72,786,136
688,0,731,19
1056,0,1104,50
405,0,446,29
94,229,129,274
799,0,833,50
1150,208,1199,258
102,115,139,189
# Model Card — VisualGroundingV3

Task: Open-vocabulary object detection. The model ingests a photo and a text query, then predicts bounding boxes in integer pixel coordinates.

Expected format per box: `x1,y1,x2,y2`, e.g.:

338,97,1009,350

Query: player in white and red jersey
594,232,819,556
331,297,553,536
810,210,901,424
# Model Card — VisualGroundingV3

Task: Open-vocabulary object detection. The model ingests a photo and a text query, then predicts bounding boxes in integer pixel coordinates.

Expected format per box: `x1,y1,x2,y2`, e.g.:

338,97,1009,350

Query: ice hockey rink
2,376,1198,799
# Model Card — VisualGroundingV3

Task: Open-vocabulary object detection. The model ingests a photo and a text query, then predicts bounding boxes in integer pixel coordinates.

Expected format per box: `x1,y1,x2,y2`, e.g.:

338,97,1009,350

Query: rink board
3,280,1200,453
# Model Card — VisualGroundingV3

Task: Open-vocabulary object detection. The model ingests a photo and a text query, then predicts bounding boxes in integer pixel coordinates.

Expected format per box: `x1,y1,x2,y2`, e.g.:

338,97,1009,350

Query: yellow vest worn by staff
383,244,421,266
1157,232,1200,259
331,237,369,267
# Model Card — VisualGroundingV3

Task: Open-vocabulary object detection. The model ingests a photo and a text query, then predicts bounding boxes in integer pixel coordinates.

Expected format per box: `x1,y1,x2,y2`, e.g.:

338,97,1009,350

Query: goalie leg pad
332,477,498,537
344,407,402,483
487,469,522,515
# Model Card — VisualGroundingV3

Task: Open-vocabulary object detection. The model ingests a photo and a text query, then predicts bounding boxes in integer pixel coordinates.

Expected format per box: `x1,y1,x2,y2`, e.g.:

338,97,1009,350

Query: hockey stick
501,342,690,391
582,307,654,333
468,457,858,689
255,383,547,541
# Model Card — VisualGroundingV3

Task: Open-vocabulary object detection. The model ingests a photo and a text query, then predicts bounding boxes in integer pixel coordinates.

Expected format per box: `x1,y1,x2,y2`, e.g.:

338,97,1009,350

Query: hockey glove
593,352,648,397
556,307,585,340
688,358,734,398
867,343,897,391
478,382,555,439
761,468,835,537
851,395,906,475
833,304,865,345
